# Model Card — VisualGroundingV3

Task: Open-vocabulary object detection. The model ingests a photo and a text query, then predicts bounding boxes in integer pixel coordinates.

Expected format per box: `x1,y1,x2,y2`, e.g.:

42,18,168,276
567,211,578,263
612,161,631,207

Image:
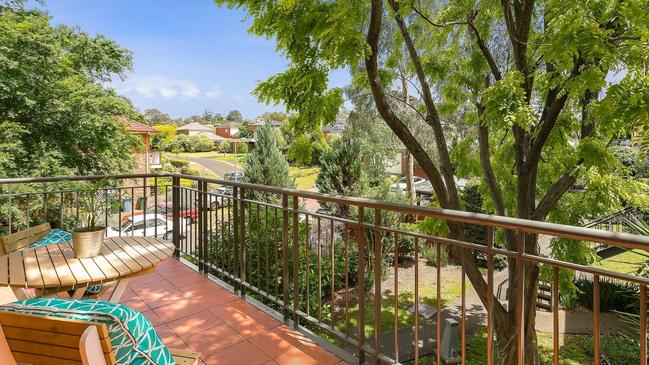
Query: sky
33,0,351,120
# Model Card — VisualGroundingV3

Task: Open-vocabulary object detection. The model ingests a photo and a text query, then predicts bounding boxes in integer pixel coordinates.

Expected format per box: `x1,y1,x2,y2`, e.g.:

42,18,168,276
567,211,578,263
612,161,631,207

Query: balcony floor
101,258,346,365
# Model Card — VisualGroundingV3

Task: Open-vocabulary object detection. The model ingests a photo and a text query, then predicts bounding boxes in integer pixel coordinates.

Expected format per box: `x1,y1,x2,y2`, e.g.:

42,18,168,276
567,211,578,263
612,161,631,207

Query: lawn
164,151,222,159
598,249,649,274
290,167,319,190
460,328,640,365
335,263,468,339
210,153,246,163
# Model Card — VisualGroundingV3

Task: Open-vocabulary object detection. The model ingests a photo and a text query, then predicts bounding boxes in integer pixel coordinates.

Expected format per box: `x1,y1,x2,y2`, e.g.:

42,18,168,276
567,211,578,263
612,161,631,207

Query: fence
1,173,649,364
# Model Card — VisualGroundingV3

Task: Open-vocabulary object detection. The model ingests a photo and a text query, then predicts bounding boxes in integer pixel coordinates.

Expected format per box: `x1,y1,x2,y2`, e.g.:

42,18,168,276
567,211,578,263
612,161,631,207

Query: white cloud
204,87,223,99
114,75,220,100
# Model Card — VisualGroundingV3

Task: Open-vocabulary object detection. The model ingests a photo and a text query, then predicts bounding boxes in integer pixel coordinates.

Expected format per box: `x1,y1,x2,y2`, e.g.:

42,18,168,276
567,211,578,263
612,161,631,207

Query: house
251,119,283,133
322,118,347,137
117,117,160,174
176,122,223,141
215,122,240,138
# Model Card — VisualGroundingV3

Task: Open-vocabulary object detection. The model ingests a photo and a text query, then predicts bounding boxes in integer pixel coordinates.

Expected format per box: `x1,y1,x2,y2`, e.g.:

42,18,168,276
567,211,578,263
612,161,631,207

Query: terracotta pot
72,227,105,258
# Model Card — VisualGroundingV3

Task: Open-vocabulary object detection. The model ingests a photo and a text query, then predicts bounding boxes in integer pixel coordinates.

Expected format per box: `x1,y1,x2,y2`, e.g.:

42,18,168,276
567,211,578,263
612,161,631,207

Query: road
185,156,240,178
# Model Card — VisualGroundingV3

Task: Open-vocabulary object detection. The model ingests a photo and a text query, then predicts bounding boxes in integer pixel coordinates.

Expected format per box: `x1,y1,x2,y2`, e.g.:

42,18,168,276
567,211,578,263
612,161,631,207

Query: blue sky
34,0,350,120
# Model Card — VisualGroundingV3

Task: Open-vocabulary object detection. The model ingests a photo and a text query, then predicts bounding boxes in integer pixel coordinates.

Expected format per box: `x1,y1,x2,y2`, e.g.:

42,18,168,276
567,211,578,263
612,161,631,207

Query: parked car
106,213,186,240
155,202,198,222
194,186,233,210
223,171,244,182
390,176,428,192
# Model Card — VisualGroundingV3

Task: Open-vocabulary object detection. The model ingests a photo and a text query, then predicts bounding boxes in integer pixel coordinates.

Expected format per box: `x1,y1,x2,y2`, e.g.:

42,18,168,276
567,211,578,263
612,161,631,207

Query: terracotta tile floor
103,258,348,365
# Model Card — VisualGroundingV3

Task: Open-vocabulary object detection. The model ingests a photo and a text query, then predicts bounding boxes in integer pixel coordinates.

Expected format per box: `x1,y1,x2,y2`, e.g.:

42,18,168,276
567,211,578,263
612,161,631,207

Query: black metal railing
2,173,649,364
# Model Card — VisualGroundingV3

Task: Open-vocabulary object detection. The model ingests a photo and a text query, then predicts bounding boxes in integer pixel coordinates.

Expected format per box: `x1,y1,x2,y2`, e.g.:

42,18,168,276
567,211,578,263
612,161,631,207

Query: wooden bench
0,223,52,256
0,311,200,365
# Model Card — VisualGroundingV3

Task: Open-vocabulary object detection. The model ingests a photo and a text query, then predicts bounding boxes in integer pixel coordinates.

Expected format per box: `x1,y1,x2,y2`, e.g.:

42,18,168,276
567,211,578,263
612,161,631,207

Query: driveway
185,157,240,178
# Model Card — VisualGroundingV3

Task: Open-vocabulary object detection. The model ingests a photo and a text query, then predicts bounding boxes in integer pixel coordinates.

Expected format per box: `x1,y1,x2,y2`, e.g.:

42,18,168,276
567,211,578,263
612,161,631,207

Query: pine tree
316,136,367,216
243,122,295,200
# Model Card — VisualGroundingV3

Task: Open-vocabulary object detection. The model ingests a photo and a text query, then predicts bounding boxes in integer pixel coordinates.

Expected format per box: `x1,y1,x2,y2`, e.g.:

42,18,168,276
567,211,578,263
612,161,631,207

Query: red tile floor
103,258,348,365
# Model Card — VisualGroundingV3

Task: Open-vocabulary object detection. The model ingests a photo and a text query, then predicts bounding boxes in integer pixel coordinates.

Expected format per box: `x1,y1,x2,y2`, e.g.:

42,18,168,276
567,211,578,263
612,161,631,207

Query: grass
461,328,641,365
289,166,319,189
164,151,221,159
210,153,246,163
337,267,467,338
598,249,649,274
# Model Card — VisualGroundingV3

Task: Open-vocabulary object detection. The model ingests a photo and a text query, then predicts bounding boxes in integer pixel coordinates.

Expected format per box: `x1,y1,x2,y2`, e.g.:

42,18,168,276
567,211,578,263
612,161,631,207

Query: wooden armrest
169,348,200,365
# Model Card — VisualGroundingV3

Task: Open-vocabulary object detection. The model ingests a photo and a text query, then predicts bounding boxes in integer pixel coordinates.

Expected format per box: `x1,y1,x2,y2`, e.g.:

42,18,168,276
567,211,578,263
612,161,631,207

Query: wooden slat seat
0,223,51,256
0,311,199,365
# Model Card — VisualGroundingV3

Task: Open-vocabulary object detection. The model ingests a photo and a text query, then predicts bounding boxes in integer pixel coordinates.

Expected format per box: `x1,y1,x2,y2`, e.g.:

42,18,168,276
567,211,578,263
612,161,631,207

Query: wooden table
0,237,175,303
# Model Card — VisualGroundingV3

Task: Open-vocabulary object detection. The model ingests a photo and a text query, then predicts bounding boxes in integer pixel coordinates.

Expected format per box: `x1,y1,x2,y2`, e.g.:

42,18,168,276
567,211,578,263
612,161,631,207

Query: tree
151,124,176,150
316,135,367,216
217,140,231,153
238,121,254,138
259,111,288,122
143,108,171,125
226,109,242,122
243,122,295,199
216,0,649,362
287,134,314,166
0,6,139,177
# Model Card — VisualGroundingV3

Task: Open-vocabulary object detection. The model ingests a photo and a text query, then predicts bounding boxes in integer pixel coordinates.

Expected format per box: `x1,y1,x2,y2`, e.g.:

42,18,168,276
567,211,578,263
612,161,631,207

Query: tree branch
467,11,502,81
388,0,461,210
365,0,449,209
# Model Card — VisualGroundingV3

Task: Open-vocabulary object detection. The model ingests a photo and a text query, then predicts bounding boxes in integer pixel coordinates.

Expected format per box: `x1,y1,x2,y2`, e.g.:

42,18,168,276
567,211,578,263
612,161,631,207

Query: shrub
217,140,231,153
165,134,214,153
420,241,449,267
287,135,314,166
236,141,248,154
574,275,639,312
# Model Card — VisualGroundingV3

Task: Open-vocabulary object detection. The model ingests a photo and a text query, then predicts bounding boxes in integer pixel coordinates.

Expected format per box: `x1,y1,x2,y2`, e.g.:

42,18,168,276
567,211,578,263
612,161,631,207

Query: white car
106,214,186,240
390,176,427,192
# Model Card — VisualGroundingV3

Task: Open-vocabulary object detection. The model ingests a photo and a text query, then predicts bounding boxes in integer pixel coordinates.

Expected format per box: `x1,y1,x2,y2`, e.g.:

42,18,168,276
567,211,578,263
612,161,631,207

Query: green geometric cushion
29,228,72,248
0,298,176,365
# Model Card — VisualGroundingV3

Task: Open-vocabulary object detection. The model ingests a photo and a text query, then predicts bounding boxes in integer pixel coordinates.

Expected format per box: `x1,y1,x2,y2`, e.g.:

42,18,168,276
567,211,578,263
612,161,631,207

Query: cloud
114,75,219,100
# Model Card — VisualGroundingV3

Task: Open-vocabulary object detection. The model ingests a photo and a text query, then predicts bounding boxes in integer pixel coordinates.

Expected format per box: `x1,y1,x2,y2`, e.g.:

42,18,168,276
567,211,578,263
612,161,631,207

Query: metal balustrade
1,173,649,364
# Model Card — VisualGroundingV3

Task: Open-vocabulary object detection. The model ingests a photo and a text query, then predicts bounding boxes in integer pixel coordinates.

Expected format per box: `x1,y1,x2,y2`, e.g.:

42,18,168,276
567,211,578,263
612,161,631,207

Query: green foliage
574,276,639,313
243,122,295,199
419,242,449,267
316,135,367,215
226,109,242,122
236,141,248,154
151,124,176,150
75,179,119,231
288,134,314,166
165,135,214,153
611,146,649,178
239,121,253,138
217,140,231,153
0,7,139,177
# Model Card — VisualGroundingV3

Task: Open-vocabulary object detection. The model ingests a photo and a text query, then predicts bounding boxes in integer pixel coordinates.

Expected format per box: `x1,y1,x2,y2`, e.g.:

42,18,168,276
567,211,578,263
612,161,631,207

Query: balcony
1,173,648,364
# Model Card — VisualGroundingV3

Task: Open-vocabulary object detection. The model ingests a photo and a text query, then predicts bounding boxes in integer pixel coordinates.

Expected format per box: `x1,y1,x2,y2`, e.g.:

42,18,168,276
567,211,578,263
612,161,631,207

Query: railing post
171,176,180,259
282,194,289,324
239,187,247,299
233,186,240,294
357,206,366,365
197,180,205,274
202,180,209,275
373,209,382,364
292,195,300,328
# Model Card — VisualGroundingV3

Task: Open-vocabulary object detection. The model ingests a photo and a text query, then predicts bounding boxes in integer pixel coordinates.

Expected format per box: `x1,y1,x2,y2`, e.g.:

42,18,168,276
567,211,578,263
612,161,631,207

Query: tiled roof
177,122,214,132
116,116,159,134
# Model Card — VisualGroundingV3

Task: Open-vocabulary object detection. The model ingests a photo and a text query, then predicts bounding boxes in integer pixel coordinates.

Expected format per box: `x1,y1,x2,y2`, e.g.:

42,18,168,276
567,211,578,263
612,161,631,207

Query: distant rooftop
116,116,159,134
177,122,214,132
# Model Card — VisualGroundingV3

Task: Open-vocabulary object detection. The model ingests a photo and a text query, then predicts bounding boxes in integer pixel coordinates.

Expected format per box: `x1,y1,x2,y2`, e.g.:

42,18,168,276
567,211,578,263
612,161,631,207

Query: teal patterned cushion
0,298,175,365
29,228,72,248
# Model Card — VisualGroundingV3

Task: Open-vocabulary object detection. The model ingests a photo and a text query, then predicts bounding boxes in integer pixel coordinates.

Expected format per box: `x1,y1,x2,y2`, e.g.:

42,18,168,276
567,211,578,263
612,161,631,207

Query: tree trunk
405,151,416,204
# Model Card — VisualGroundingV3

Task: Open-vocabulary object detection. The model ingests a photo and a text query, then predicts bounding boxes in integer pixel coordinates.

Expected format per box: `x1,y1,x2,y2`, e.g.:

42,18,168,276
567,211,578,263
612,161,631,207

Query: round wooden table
0,237,175,303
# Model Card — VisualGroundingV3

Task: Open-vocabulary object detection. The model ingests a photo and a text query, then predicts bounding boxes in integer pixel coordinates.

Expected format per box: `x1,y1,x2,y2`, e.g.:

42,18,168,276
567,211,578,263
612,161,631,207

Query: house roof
216,122,240,129
177,122,214,132
116,117,158,134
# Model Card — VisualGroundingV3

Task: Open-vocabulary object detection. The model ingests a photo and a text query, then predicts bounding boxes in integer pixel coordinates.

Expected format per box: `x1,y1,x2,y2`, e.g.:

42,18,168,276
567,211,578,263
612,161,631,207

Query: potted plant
72,179,116,258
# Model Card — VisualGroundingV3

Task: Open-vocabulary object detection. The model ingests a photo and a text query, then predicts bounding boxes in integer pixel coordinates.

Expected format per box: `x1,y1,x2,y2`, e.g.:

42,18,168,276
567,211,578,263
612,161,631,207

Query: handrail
2,173,649,249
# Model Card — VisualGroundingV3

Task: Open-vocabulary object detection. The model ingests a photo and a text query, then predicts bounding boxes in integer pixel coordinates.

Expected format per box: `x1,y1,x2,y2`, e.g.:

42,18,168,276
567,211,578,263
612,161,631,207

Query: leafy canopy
0,6,139,177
